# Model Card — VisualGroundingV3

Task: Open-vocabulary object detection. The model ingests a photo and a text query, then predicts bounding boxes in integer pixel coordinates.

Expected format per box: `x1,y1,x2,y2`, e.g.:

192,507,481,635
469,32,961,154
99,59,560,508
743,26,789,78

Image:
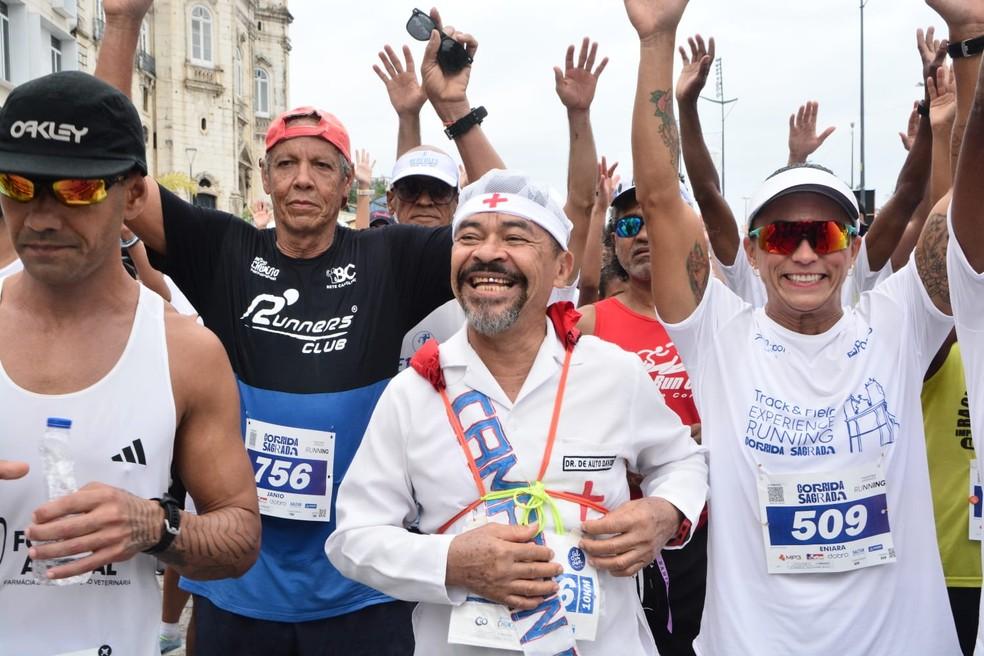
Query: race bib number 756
246,418,335,522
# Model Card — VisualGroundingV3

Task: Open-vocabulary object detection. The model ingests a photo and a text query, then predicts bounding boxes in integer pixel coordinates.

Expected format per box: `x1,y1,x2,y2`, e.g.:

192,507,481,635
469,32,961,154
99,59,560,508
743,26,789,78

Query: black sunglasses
406,8,473,74
393,177,457,205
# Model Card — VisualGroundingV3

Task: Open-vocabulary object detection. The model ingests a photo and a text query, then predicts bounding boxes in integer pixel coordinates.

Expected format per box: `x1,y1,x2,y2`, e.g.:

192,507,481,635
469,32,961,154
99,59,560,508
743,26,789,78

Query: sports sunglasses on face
0,172,127,207
393,177,457,205
749,220,858,256
613,215,644,239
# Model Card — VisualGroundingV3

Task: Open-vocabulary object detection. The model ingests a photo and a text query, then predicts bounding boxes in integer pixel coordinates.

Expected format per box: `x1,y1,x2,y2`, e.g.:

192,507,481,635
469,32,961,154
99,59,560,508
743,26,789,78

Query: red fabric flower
410,339,446,391
547,302,582,352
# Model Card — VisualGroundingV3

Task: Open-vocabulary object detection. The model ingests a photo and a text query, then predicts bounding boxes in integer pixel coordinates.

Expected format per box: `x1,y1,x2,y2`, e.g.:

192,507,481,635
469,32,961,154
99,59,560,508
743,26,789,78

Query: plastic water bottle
33,417,92,586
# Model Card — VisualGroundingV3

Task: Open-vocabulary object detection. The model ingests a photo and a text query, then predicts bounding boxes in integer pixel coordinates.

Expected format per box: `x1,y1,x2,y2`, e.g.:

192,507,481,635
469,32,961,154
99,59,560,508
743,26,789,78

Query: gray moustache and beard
457,261,528,336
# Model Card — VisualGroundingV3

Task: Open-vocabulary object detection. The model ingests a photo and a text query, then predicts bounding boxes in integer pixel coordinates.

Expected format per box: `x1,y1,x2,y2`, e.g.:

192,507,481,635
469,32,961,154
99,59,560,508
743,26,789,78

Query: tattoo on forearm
128,496,159,553
650,89,681,171
685,241,710,303
159,508,259,578
915,211,951,313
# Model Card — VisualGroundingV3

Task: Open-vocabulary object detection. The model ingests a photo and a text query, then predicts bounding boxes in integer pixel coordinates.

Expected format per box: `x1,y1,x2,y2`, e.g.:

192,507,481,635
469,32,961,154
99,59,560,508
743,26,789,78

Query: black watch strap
444,106,488,140
917,100,929,117
143,493,181,555
948,35,984,59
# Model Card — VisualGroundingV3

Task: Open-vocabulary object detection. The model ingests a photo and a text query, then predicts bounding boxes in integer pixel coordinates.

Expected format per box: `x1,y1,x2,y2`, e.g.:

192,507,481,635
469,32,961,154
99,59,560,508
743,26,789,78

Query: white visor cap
453,169,573,250
746,166,860,230
391,148,459,188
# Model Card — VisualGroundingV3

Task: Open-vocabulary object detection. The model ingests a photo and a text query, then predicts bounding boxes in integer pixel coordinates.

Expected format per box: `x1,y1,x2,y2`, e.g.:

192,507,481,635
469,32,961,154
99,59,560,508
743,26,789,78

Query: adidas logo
111,439,146,466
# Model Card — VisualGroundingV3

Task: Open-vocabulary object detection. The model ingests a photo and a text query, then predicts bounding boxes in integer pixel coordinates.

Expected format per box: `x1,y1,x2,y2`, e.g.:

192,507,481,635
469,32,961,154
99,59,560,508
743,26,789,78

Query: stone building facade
1,0,291,215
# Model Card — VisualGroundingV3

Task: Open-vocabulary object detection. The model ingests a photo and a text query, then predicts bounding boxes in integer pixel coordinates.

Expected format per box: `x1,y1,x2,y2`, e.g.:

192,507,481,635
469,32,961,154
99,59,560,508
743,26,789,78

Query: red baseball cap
264,106,351,162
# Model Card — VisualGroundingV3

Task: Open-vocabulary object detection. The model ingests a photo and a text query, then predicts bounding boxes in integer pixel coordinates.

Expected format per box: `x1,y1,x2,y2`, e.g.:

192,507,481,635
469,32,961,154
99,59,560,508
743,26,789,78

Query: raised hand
251,199,272,229
419,7,478,120
595,156,620,209
354,149,375,190
554,38,609,112
623,0,689,40
373,45,427,117
899,102,920,151
928,64,957,130
788,101,836,164
917,27,948,86
925,0,984,28
676,34,715,105
101,0,153,22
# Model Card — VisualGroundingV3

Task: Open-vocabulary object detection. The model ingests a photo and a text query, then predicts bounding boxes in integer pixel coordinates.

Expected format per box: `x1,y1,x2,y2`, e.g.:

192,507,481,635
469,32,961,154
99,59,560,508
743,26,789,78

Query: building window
193,193,216,209
141,85,149,111
0,2,9,83
234,47,243,97
50,36,63,73
254,67,270,116
190,5,213,66
200,117,207,132
139,20,150,55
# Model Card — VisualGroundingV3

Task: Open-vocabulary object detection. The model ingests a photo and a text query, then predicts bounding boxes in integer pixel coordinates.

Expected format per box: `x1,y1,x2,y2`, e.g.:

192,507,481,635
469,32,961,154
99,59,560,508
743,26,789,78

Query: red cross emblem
579,480,605,521
482,193,508,209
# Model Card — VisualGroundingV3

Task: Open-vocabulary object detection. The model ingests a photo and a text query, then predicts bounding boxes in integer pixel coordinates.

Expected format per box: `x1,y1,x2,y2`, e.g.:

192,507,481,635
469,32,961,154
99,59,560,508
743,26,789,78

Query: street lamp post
859,0,869,192
700,58,738,197
850,121,855,189
185,147,198,203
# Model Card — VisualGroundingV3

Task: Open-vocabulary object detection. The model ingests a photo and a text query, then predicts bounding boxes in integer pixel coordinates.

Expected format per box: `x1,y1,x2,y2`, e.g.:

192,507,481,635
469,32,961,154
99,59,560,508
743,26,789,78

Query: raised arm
627,0,708,323
95,0,166,254
420,8,505,181
555,38,607,284
373,45,427,158
675,35,740,265
787,101,835,166
578,158,619,309
951,37,984,272
353,149,375,231
864,108,932,272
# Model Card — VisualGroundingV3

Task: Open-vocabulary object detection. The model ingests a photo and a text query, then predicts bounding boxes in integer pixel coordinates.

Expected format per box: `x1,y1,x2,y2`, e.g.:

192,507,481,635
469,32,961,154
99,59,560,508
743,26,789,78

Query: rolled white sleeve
325,383,461,606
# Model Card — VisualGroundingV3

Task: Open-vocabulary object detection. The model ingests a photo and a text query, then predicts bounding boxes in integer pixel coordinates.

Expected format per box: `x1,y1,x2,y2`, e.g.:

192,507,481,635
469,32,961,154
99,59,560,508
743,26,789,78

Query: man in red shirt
578,184,706,656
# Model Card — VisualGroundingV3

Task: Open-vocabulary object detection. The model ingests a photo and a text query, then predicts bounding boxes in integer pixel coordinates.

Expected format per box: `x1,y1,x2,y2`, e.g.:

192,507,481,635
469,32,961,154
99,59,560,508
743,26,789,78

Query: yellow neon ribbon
481,481,566,536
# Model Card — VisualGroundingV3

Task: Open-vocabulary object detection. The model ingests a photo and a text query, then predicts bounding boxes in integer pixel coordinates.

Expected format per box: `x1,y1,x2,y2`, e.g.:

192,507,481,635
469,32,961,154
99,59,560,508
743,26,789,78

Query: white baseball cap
453,169,572,250
391,148,459,188
747,166,859,229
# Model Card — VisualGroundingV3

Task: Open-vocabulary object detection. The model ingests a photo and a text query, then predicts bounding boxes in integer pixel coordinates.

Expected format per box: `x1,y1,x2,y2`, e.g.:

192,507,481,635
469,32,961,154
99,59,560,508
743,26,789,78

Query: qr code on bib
767,485,784,504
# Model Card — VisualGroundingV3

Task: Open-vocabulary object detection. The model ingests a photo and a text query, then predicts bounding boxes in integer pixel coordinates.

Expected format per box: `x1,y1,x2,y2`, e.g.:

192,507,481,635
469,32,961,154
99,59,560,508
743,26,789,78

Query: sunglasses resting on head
749,220,857,256
0,172,128,207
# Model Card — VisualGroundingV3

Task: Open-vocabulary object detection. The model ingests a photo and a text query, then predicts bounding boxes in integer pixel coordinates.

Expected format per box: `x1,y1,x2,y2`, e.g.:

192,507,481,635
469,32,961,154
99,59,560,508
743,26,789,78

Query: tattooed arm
625,0,710,323
25,312,260,581
915,195,953,315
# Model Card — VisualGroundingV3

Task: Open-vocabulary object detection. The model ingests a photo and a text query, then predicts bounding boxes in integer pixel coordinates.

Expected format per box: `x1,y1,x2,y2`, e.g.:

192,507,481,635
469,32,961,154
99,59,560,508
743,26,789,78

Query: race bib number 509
758,465,896,574
246,418,335,522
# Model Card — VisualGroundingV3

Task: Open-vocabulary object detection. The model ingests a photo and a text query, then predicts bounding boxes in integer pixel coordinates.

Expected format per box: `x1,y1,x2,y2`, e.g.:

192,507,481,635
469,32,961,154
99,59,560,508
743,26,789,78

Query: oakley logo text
10,120,89,144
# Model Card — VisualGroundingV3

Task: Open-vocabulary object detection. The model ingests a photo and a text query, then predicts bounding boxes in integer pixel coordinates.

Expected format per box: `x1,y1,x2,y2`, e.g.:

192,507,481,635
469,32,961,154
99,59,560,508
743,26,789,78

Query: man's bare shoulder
162,307,234,404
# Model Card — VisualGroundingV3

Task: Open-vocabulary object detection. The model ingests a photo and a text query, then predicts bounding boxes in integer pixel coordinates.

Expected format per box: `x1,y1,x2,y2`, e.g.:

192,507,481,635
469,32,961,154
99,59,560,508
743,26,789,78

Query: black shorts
641,520,708,656
192,596,415,656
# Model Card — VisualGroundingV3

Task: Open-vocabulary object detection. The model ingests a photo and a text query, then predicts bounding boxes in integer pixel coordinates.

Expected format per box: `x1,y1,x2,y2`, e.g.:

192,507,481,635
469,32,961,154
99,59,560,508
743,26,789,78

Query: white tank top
0,281,176,656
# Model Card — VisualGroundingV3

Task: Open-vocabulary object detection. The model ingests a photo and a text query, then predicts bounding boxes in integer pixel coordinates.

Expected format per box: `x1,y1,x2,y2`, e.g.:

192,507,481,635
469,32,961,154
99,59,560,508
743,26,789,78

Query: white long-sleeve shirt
327,321,708,655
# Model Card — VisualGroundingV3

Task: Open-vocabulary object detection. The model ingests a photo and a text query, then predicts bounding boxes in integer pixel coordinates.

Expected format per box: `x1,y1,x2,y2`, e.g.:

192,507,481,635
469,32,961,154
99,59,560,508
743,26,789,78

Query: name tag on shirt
757,464,896,573
245,418,334,522
970,460,982,542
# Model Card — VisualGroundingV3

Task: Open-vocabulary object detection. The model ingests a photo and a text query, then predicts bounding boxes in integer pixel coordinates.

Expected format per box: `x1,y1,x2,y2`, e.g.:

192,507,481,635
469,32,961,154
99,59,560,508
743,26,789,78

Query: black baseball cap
0,71,147,179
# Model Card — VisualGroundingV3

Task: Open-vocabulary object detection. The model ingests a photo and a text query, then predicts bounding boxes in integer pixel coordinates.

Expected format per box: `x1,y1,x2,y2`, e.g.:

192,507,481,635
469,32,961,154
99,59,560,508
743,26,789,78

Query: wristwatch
444,106,488,140
143,493,182,555
948,34,984,59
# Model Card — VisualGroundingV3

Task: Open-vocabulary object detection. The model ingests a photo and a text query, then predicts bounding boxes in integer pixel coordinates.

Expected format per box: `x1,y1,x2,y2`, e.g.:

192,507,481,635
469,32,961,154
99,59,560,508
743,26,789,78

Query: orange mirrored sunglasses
0,172,127,207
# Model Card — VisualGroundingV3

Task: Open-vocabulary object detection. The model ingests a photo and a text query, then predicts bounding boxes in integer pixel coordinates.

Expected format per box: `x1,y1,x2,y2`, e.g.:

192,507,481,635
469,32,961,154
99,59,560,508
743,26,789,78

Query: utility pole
700,58,738,197
859,0,868,191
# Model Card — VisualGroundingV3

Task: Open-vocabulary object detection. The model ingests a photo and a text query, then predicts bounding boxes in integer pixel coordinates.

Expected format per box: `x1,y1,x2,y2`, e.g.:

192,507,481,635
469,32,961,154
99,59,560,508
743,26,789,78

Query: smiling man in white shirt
327,169,707,656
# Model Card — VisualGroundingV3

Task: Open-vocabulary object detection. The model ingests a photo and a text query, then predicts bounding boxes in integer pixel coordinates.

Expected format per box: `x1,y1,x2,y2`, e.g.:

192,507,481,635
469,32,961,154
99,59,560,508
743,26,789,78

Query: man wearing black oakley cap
626,0,959,653
0,71,260,656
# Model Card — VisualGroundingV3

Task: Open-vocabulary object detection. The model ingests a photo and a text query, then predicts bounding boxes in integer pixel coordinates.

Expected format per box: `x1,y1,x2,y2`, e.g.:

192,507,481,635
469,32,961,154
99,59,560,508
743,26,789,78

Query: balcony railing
137,50,156,76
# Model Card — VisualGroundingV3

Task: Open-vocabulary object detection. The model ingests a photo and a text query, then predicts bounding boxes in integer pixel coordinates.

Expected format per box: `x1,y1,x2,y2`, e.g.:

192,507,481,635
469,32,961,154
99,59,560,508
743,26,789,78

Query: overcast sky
290,1,943,217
